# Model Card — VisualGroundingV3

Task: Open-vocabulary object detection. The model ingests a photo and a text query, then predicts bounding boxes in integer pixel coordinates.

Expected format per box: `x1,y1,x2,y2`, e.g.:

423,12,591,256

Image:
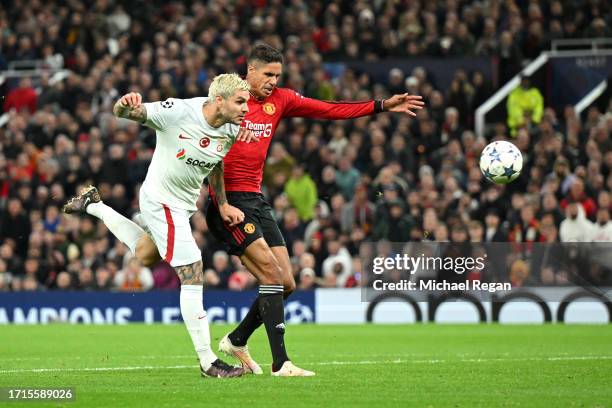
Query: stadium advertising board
0,290,316,325
1,287,609,324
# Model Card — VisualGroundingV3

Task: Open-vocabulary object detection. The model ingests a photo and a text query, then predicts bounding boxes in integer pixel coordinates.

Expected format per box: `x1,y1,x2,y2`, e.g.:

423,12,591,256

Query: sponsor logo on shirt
263,103,276,115
243,120,273,138
176,148,215,169
185,157,216,170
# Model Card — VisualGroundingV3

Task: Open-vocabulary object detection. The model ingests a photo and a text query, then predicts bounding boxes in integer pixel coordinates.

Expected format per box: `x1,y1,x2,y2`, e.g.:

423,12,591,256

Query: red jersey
222,87,377,193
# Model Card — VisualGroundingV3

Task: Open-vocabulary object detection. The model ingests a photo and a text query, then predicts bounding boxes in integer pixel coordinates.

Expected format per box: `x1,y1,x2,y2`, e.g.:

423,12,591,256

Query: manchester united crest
199,137,210,148
263,103,276,115
244,223,256,234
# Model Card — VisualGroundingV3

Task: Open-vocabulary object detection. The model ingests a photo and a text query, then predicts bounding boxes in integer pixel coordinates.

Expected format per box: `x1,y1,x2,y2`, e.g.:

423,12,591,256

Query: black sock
228,297,262,347
228,286,293,347
258,285,289,371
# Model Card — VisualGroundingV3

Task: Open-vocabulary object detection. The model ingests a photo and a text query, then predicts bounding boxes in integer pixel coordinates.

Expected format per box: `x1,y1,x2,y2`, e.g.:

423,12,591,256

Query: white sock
86,202,145,254
180,285,217,369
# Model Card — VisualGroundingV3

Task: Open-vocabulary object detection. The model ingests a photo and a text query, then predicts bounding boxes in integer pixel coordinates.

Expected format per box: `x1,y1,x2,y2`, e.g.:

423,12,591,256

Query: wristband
374,99,385,113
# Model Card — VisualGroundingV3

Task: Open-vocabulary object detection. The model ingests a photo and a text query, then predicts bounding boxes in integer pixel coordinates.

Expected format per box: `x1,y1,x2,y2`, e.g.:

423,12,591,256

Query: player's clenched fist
219,203,245,227
236,127,259,144
113,92,147,122
119,92,143,107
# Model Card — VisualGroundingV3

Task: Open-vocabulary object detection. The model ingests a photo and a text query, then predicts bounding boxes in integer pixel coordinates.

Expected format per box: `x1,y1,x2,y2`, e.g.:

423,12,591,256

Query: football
479,140,523,184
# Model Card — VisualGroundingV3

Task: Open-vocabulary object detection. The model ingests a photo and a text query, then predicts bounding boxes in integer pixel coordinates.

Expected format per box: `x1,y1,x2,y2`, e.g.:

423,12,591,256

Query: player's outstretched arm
208,161,244,227
381,93,425,117
113,92,147,123
282,89,425,120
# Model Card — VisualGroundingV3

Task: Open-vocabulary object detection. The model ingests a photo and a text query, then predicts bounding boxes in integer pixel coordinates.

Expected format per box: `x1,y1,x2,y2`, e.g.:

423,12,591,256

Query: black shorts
205,192,286,256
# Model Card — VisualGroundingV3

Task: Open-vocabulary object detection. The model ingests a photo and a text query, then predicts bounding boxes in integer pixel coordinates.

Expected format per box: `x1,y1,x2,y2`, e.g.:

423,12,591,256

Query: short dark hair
248,43,283,65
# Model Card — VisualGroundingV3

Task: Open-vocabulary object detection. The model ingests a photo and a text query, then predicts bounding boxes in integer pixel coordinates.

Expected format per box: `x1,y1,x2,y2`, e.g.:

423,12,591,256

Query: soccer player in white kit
63,74,257,378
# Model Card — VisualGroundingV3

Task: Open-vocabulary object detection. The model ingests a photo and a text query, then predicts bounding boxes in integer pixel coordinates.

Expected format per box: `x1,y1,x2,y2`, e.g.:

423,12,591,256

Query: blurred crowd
0,0,611,292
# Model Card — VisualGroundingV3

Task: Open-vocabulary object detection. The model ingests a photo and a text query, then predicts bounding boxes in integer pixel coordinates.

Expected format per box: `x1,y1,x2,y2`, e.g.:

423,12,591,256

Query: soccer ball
479,141,523,184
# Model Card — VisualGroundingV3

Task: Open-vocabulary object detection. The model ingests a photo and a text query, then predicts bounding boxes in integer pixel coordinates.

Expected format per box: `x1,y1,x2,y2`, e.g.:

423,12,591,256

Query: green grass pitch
1,324,610,407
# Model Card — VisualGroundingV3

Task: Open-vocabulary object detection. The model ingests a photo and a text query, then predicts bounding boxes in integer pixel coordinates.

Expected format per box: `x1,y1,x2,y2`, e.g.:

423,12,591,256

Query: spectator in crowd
591,209,612,242
507,75,544,136
0,198,31,257
322,240,352,287
0,258,11,291
335,157,360,201
3,77,38,113
560,202,594,242
483,209,507,243
56,271,73,290
114,257,153,291
297,268,317,290
560,179,598,220
509,259,530,287
264,143,295,197
204,251,234,289
510,204,540,243
373,199,414,242
94,265,114,290
284,164,318,222
341,184,375,235
152,262,180,290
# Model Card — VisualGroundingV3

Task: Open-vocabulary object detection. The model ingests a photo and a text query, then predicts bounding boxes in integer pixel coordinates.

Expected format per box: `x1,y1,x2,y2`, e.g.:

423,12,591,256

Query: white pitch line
0,355,195,362
0,365,196,374
1,356,611,375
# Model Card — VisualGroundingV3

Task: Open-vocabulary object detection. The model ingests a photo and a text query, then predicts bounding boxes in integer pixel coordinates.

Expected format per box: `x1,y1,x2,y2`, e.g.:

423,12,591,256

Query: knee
135,248,159,268
135,238,161,268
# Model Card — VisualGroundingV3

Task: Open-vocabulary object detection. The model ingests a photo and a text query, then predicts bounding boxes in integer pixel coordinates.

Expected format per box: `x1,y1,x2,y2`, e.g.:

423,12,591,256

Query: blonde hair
208,73,250,99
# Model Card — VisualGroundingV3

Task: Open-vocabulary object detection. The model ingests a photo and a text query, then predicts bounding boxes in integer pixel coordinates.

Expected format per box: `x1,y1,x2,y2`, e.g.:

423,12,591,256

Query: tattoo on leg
175,260,203,285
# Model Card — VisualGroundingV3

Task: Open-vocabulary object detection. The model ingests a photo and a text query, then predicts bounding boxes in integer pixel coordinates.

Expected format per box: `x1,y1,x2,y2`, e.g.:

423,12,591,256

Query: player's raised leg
62,185,162,266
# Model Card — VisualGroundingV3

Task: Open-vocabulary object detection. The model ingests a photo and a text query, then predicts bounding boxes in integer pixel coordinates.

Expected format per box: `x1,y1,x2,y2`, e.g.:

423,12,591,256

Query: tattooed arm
209,161,244,227
113,92,147,123
209,161,228,207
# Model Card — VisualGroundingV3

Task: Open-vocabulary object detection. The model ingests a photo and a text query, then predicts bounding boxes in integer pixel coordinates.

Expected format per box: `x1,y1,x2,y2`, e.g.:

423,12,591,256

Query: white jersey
141,97,239,211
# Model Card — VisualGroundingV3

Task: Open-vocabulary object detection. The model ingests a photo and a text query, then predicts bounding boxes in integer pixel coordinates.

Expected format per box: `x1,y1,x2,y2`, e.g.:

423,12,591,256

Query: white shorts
139,188,201,267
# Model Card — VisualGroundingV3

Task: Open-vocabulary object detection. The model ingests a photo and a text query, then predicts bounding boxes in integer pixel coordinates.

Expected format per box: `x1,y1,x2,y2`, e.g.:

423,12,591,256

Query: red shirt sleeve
280,88,376,119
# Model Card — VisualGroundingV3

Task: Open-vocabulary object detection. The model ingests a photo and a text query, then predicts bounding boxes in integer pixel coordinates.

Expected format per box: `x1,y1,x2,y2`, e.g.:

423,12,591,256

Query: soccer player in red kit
207,43,424,376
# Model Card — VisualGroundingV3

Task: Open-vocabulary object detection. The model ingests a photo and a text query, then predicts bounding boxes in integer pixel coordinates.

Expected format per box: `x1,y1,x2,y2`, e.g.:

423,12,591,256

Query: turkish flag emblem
199,137,210,148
